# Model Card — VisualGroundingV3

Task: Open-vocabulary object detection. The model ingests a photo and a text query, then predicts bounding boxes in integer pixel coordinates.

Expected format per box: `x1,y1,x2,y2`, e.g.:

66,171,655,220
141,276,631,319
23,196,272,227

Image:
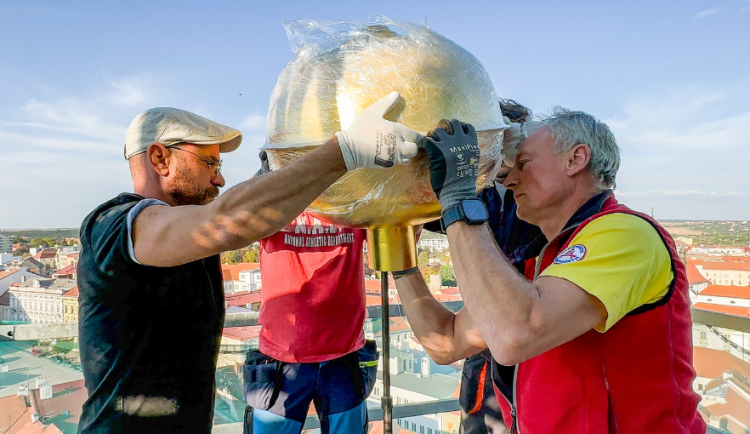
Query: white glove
335,92,421,170
501,116,527,167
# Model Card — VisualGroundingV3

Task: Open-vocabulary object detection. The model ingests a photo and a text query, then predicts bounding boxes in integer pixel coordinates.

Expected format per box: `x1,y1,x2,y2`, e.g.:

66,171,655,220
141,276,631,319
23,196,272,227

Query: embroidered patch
553,245,587,264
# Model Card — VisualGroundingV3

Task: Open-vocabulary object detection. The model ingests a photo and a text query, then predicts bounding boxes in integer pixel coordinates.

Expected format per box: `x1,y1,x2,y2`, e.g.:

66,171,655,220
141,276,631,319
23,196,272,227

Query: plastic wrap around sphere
265,23,504,228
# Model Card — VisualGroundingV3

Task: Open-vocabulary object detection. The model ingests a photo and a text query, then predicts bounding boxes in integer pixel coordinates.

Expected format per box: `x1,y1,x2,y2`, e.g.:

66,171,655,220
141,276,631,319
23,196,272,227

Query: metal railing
212,398,462,434
0,302,465,342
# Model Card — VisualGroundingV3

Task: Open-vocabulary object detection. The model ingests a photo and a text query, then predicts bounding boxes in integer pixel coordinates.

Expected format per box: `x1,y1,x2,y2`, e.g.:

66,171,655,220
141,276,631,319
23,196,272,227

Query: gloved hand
335,92,421,171
421,119,480,212
501,115,527,167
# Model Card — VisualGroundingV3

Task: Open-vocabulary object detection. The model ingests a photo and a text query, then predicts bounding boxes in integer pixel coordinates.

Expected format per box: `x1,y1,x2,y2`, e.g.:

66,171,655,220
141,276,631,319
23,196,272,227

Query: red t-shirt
259,212,366,363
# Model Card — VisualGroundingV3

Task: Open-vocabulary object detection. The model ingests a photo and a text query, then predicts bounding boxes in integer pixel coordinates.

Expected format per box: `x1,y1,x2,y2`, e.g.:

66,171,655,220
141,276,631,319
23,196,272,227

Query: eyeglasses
166,145,222,176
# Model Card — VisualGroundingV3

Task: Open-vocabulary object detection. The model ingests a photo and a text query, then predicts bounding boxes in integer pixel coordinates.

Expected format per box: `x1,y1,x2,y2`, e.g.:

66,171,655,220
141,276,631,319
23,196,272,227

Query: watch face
462,200,488,221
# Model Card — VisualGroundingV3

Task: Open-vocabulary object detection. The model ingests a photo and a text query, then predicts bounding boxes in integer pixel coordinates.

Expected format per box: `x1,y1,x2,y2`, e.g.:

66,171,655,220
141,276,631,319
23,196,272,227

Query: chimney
421,357,431,376
21,275,26,283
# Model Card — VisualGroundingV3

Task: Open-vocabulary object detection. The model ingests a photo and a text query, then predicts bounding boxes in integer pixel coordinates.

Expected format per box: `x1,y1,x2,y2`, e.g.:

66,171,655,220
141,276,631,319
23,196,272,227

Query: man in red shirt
243,153,377,434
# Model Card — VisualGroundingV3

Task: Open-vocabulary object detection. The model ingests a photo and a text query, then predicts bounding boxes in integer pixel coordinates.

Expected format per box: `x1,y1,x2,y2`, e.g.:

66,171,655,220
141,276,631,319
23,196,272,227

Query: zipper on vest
512,364,520,434
497,365,519,434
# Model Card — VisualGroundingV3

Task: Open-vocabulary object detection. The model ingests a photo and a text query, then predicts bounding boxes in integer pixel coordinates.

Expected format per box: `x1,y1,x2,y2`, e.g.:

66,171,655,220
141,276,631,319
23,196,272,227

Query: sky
0,0,748,228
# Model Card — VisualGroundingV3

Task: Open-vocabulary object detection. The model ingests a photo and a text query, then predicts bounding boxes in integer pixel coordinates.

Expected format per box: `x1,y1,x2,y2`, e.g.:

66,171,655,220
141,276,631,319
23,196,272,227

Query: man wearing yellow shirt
395,110,705,433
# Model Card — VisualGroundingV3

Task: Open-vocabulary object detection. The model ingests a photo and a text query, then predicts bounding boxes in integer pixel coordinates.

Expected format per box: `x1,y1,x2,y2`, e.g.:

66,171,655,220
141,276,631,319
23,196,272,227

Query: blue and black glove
421,119,480,213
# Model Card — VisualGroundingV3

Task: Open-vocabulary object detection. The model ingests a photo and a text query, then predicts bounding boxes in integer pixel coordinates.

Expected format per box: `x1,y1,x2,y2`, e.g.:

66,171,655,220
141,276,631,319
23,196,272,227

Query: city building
221,262,261,294
0,234,11,254
7,277,77,323
62,286,79,323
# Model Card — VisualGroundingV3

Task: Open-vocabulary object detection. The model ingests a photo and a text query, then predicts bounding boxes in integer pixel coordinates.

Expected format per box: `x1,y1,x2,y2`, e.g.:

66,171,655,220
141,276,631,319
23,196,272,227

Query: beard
168,163,220,206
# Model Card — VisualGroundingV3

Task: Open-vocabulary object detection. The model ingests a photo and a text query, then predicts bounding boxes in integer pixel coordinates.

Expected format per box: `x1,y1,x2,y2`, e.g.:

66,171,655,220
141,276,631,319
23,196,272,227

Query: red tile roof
699,285,750,299
0,268,19,280
33,249,57,259
221,263,260,281
702,261,750,271
365,278,396,293
63,286,79,298
685,261,709,284
53,264,77,277
225,290,261,307
701,387,750,430
388,317,411,334
0,395,28,432
33,379,87,425
693,346,750,379
366,294,399,307
222,325,262,342
693,302,750,317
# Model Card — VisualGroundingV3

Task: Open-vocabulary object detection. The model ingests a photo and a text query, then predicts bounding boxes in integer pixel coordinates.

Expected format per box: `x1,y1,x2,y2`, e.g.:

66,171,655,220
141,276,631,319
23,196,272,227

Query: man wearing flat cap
77,94,420,434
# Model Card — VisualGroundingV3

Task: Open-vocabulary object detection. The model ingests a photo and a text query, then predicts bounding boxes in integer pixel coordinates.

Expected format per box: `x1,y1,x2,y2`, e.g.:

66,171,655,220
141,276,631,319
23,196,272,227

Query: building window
731,300,736,304
700,331,707,339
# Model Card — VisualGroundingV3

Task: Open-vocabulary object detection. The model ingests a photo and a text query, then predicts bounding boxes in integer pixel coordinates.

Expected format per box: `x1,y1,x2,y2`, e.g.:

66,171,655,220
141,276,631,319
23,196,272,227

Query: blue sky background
1,0,748,228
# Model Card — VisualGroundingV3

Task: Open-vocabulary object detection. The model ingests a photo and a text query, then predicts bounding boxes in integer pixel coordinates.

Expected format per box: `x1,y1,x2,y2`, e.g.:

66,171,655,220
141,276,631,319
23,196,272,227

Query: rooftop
220,263,260,282
699,285,750,299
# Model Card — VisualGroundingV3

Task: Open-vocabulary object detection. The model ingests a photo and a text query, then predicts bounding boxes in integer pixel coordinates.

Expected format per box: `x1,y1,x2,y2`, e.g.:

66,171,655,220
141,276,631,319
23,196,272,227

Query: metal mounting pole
381,272,393,434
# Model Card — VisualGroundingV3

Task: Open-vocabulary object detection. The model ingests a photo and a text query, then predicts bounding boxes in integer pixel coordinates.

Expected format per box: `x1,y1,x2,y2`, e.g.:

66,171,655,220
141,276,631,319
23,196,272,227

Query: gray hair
526,107,620,190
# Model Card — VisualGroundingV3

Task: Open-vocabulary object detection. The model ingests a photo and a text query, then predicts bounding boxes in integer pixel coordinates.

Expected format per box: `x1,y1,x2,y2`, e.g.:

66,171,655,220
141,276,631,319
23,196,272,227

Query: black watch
440,199,489,231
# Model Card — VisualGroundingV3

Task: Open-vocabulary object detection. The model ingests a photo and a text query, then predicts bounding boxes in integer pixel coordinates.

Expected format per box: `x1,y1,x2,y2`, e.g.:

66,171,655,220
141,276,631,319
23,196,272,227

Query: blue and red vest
493,191,705,433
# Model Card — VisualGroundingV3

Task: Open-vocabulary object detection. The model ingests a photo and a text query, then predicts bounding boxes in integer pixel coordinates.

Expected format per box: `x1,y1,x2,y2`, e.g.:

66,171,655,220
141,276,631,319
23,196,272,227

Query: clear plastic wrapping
264,15,505,228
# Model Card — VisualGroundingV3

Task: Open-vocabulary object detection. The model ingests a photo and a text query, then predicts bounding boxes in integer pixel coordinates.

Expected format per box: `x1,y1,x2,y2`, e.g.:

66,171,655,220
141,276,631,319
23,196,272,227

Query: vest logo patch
554,245,586,264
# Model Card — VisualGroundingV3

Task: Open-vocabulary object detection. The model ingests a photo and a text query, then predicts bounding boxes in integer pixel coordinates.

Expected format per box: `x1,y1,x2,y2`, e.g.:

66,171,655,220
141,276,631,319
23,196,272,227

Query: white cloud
693,8,720,20
616,190,745,198
0,75,161,228
239,114,266,131
607,83,750,219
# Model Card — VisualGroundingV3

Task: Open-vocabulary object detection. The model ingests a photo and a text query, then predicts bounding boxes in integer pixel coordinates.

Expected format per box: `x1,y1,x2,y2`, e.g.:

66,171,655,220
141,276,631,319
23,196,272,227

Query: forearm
395,273,485,364
197,140,346,250
447,223,540,365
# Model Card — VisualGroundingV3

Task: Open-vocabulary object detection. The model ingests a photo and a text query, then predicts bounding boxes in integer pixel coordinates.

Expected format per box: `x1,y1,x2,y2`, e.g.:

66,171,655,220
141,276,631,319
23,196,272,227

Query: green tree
418,250,431,266
243,246,260,263
419,263,440,286
29,238,49,248
221,249,244,265
12,236,26,243
439,264,456,287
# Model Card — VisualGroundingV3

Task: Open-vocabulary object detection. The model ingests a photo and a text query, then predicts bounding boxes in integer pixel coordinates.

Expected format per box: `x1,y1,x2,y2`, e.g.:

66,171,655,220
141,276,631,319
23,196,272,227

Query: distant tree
418,250,431,266
29,238,49,248
419,263,440,285
243,247,260,263
221,249,244,265
13,248,29,256
58,239,69,247
12,236,26,243
439,264,456,287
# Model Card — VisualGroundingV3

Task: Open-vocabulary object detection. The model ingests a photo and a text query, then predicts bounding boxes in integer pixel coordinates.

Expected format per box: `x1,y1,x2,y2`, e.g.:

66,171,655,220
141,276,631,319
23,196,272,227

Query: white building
7,277,77,323
688,245,749,257
221,263,261,294
418,237,450,252
0,266,45,321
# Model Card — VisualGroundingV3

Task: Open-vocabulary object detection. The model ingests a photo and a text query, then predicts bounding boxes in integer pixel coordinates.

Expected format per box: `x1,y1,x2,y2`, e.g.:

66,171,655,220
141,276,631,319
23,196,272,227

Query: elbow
429,352,459,366
488,328,537,366
490,338,524,367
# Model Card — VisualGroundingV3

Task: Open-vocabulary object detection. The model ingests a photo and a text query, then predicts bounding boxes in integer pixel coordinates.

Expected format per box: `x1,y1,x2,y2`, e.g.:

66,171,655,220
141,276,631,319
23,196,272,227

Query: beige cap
124,107,242,159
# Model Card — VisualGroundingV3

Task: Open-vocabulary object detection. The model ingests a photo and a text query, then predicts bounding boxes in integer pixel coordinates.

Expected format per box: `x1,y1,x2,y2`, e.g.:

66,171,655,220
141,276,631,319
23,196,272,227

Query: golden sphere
266,22,504,228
